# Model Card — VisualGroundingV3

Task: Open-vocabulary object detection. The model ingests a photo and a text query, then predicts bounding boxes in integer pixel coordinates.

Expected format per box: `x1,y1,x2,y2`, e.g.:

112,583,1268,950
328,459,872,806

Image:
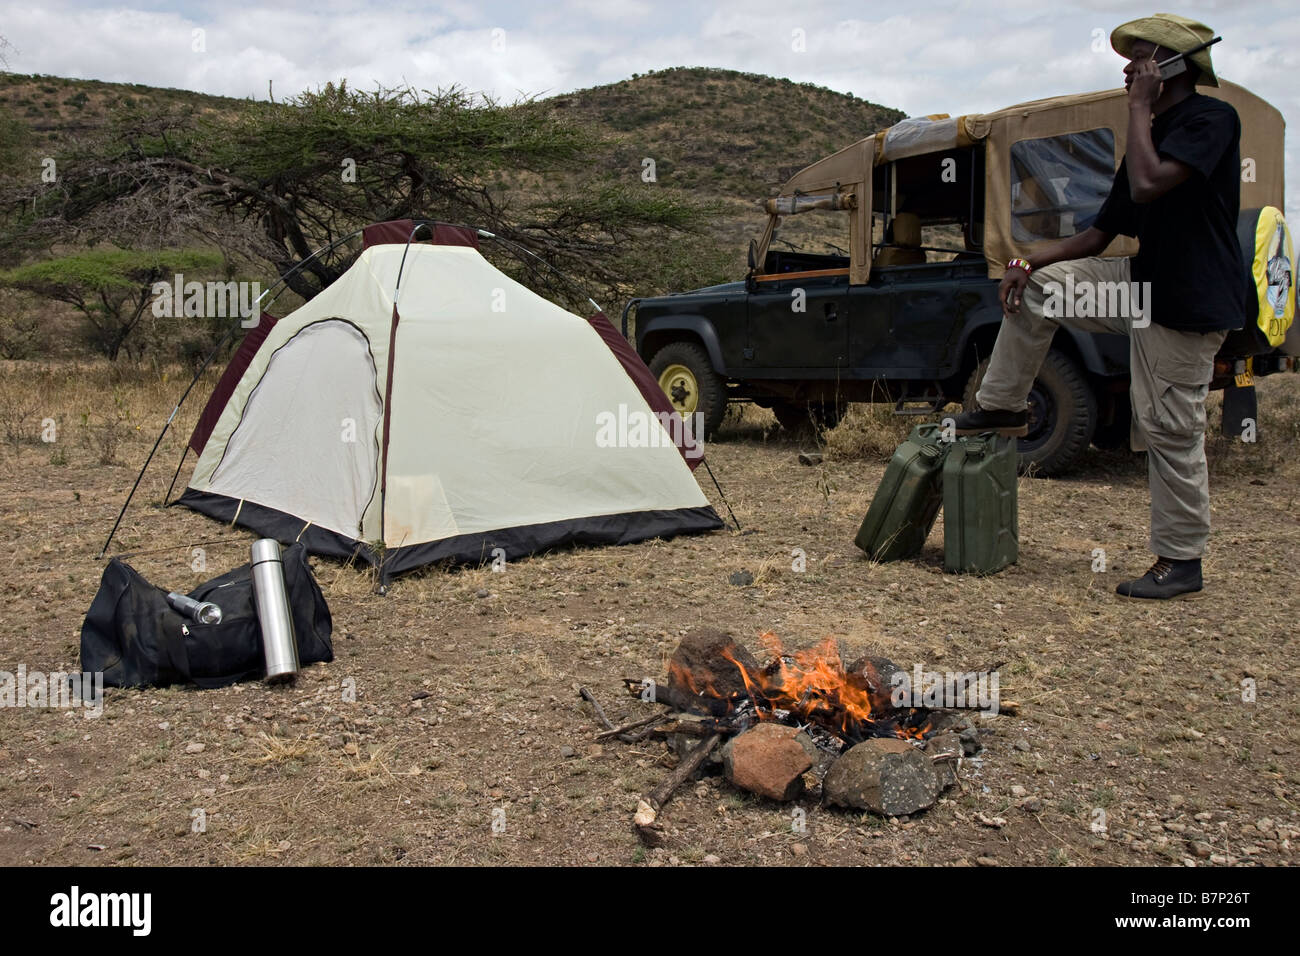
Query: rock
703,854,721,864
559,745,576,759
474,589,490,599
1020,798,1043,813
797,452,823,466
976,856,998,867
728,571,754,587
1010,785,1028,798
184,742,205,754
668,628,760,701
1013,738,1031,752
721,723,815,802
823,738,948,816
791,843,808,857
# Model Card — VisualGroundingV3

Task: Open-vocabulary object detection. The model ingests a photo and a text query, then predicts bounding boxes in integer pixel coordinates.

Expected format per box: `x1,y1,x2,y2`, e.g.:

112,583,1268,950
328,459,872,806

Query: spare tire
1222,206,1295,357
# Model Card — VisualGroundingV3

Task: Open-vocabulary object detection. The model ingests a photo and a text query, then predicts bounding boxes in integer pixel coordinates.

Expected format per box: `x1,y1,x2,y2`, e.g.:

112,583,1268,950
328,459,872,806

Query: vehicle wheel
963,349,1096,476
1091,392,1132,450
648,341,727,439
772,400,847,433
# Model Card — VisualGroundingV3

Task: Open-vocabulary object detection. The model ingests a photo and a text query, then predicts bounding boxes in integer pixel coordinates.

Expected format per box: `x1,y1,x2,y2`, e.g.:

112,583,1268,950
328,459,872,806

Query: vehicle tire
648,341,727,439
772,400,847,434
963,349,1096,476
1091,392,1132,450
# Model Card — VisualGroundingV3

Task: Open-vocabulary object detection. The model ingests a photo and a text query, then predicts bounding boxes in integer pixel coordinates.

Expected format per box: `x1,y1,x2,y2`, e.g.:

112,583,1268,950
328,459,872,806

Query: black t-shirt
1094,93,1245,332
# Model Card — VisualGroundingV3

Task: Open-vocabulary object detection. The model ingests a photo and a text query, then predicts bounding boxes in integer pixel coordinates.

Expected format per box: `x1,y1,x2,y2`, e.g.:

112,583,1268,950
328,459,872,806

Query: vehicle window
1009,129,1116,241
922,224,966,262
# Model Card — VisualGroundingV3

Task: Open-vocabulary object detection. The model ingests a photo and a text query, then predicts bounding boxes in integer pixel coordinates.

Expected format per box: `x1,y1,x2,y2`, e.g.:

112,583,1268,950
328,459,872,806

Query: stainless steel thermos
167,591,223,625
250,539,300,682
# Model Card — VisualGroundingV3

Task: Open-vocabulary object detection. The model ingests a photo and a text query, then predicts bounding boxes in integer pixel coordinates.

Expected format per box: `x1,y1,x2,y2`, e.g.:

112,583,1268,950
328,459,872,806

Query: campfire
692,633,932,742
578,628,1012,845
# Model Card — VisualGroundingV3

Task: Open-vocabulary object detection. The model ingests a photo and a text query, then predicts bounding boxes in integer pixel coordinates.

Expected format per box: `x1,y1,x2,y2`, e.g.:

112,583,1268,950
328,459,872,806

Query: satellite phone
1155,36,1222,80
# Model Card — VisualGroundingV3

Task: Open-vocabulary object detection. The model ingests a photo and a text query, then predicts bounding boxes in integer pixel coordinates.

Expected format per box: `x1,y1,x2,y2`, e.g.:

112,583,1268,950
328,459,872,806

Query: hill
1,66,901,256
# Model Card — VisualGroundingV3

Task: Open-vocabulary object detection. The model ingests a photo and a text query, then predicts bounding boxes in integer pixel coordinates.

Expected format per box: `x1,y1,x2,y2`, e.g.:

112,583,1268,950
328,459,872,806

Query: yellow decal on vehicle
1250,207,1295,347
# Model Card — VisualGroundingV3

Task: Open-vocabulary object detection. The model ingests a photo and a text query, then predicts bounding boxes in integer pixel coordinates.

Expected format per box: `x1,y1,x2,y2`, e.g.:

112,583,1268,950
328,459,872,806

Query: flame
717,632,929,741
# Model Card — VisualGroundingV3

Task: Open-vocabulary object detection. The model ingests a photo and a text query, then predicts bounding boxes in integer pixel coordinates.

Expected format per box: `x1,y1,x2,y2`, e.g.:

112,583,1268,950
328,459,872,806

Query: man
951,13,1244,600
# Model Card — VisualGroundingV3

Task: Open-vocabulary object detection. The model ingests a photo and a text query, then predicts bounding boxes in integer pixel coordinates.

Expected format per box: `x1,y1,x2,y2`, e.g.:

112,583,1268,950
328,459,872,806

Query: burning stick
621,677,737,717
634,732,724,845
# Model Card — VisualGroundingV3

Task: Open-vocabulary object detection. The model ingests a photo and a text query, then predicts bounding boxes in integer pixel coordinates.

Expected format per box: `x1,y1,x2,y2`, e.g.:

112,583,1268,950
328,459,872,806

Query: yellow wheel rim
657,363,699,416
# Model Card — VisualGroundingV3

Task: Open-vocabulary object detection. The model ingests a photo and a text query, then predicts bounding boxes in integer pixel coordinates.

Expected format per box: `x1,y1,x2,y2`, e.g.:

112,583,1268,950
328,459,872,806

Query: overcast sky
2,0,1296,214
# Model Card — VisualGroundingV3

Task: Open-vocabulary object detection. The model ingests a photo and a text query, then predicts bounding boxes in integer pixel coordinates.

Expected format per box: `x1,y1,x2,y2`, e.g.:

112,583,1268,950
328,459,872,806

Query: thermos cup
250,539,300,682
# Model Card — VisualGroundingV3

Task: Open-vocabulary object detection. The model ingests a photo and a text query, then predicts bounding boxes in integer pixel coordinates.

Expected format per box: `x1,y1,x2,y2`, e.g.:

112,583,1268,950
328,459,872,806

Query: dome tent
175,221,723,581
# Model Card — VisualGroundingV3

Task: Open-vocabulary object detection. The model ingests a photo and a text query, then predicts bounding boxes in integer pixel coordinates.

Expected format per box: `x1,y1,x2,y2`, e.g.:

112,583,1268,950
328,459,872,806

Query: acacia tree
5,82,723,308
0,248,222,359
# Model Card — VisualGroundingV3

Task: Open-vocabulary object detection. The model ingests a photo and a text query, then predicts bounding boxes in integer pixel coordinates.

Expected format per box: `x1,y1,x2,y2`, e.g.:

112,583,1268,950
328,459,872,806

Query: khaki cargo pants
975,256,1227,560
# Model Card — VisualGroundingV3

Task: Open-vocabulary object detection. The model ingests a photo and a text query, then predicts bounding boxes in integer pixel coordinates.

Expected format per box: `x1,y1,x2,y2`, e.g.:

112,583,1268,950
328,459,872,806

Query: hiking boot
948,405,1028,436
1115,557,1203,600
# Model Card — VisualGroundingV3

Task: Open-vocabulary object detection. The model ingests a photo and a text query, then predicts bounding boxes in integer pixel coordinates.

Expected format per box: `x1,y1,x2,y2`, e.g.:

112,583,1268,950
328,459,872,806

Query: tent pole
98,229,366,559
476,229,603,313
98,333,235,558
163,445,189,506
700,456,740,531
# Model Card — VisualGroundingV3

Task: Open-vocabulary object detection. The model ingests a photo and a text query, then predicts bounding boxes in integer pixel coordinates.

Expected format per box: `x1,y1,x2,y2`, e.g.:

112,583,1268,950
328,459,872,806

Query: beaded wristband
1007,257,1033,275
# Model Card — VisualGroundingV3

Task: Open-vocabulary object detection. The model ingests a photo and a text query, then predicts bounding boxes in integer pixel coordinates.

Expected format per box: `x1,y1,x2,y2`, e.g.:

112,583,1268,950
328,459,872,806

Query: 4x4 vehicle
626,82,1298,475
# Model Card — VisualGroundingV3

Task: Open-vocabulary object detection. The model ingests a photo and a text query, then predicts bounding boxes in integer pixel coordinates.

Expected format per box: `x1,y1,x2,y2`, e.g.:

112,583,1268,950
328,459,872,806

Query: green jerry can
854,423,947,562
942,432,1019,574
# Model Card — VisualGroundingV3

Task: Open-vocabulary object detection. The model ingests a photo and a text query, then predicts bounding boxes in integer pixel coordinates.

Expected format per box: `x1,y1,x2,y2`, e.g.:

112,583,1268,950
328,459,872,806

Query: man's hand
1126,55,1163,110
999,267,1031,316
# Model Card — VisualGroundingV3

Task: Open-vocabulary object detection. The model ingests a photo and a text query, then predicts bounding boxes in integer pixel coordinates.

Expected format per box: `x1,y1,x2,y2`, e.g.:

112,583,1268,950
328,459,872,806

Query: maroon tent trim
362,220,480,249
188,312,279,455
585,311,702,470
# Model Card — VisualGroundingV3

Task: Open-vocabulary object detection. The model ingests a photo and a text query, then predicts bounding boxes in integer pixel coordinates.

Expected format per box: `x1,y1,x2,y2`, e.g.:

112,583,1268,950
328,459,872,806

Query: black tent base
174,488,723,584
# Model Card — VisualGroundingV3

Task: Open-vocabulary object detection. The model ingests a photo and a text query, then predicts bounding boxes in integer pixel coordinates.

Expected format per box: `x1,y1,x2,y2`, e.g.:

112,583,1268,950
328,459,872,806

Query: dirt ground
1,361,1297,867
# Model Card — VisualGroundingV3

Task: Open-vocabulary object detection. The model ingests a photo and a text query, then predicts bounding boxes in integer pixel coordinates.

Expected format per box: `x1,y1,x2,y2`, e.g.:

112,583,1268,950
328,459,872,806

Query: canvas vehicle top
748,80,1285,289
629,80,1295,476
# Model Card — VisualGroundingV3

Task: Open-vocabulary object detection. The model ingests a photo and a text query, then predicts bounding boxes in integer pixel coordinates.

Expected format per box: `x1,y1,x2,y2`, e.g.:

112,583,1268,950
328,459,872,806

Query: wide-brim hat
1111,13,1218,87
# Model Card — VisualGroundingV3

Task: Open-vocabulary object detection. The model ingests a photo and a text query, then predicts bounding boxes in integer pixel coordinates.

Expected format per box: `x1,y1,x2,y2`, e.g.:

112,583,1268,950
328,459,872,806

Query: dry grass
0,360,1297,867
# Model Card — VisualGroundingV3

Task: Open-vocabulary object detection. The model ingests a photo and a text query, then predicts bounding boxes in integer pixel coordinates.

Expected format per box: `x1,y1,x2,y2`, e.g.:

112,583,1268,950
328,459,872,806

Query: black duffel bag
81,542,333,689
